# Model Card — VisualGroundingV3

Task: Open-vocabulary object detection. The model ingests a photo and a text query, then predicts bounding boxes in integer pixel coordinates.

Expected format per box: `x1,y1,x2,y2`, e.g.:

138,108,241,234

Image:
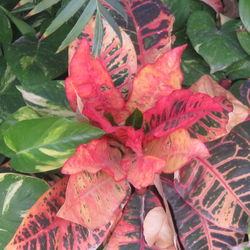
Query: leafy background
0,0,249,249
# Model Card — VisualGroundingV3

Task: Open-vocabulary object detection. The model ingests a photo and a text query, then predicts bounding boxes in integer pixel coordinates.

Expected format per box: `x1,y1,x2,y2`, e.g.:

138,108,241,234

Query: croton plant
1,0,250,249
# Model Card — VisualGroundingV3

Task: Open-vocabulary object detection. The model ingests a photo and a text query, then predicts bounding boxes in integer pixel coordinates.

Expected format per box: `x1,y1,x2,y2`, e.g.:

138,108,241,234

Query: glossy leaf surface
6,177,116,249
118,0,175,66
0,173,49,250
175,120,250,232
57,171,130,228
187,12,247,73
144,89,222,140
4,117,104,172
62,138,126,181
239,0,250,32
69,17,137,99
144,129,209,173
106,190,164,249
162,181,245,249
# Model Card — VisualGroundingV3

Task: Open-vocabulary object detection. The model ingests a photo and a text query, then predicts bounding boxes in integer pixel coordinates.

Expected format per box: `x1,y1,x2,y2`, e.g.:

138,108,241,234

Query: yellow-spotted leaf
57,171,130,228
4,117,104,173
106,190,165,249
162,181,245,249
174,120,250,232
190,75,249,133
69,18,137,99
144,129,210,173
6,177,118,249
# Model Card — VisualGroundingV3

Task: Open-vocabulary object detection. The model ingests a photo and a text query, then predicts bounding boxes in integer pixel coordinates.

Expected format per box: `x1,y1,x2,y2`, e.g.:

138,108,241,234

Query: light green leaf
17,81,74,118
92,11,103,57
57,0,97,53
27,0,61,16
4,117,104,173
43,0,87,38
237,29,250,55
239,0,250,32
0,173,49,249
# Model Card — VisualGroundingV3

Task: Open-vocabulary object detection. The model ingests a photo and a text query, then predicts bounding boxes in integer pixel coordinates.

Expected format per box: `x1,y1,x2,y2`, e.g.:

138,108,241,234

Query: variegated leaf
6,177,117,249
57,171,130,228
117,0,175,67
144,129,209,173
69,18,137,99
175,120,250,232
200,0,223,12
144,89,222,141
162,180,245,249
106,190,165,249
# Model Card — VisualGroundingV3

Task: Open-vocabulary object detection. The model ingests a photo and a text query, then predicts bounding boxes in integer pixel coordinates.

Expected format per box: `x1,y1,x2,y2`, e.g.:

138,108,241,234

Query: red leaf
69,18,137,99
144,129,210,173
6,177,118,249
162,180,245,249
57,171,130,228
200,0,224,12
121,154,165,189
144,89,222,141
65,38,124,118
116,45,187,123
61,138,126,181
119,0,175,67
106,190,165,249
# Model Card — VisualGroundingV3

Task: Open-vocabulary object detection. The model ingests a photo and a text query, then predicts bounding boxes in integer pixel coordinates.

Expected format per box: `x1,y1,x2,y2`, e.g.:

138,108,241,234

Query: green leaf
226,57,250,80
4,117,104,173
0,7,35,38
187,11,247,73
239,0,250,32
17,80,74,117
0,8,12,45
125,108,143,130
0,173,49,249
57,0,97,53
43,0,87,38
103,0,127,23
92,11,103,57
27,0,61,16
98,1,122,44
237,29,250,55
5,37,67,83
0,106,39,157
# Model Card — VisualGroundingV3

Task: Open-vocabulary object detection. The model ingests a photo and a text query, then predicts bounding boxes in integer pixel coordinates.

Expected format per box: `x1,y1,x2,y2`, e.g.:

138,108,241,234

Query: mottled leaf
175,120,250,232
200,0,223,12
68,17,137,99
187,12,247,73
117,0,175,67
162,181,245,249
190,75,249,134
4,117,104,173
118,45,186,123
106,190,163,249
6,177,117,249
61,138,126,181
57,171,130,228
144,89,222,141
144,129,209,173
0,173,49,250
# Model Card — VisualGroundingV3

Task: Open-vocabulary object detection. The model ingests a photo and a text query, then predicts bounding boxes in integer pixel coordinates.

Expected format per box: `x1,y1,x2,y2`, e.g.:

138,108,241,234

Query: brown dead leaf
190,75,249,131
143,207,175,249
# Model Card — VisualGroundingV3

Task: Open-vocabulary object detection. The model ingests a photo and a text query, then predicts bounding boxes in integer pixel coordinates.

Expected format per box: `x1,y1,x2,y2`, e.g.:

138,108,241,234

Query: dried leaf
143,207,175,249
144,129,210,173
190,75,249,132
57,171,130,228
